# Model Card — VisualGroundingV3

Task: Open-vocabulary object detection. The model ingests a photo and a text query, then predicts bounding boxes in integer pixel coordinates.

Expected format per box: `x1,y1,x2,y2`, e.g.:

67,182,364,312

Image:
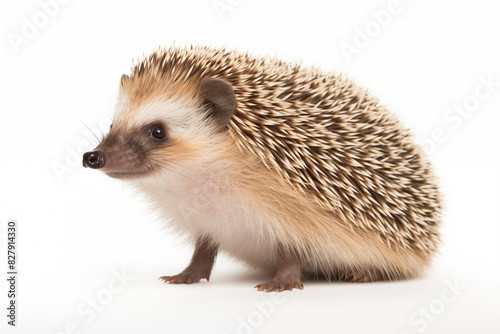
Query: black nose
83,151,105,169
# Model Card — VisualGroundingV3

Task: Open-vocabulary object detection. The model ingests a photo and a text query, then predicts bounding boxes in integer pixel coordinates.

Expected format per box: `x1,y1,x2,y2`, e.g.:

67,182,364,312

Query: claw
255,280,304,292
159,272,207,285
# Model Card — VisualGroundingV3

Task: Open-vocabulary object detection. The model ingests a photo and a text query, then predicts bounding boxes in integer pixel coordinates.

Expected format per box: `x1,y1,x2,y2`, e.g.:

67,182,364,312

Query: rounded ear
199,77,236,131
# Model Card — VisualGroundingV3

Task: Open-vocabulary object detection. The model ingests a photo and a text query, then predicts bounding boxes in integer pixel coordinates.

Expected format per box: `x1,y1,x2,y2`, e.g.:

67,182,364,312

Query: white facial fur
113,98,278,270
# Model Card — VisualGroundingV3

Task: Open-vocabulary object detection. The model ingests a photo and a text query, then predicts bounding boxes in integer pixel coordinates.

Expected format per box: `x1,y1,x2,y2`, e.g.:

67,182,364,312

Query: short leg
159,236,218,284
255,244,303,292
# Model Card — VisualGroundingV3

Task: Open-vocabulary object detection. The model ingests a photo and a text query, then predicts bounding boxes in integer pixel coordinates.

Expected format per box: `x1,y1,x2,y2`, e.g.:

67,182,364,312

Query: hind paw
345,270,384,283
255,280,304,292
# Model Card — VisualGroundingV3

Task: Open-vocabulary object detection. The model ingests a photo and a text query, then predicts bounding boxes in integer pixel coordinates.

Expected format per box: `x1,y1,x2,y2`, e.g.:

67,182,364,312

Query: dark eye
150,125,166,140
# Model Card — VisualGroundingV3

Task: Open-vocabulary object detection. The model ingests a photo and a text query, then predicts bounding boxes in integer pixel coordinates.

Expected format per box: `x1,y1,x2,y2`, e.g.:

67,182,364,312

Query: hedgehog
82,45,442,292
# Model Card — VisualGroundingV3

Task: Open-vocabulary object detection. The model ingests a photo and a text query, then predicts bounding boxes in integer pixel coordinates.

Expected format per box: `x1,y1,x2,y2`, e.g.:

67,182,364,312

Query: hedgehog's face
82,77,236,180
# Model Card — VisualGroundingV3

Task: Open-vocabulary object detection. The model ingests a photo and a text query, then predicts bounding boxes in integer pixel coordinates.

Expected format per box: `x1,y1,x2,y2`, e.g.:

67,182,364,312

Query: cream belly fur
135,168,279,271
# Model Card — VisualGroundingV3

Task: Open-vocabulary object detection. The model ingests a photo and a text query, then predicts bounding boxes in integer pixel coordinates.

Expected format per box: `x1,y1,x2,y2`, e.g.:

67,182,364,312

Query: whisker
163,165,196,183
71,113,100,143
71,134,99,145
149,158,197,184
91,114,105,140
163,159,198,174
152,172,162,187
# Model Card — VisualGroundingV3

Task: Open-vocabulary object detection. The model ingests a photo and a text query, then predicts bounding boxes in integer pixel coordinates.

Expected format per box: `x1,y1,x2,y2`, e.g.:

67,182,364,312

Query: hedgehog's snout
83,150,105,169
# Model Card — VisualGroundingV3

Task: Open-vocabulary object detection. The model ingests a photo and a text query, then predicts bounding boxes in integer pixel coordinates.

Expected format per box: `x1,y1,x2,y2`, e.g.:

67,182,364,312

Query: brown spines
124,45,442,256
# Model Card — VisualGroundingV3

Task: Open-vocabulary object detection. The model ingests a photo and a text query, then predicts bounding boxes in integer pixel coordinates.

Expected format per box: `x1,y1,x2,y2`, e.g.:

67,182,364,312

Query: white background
1,0,499,333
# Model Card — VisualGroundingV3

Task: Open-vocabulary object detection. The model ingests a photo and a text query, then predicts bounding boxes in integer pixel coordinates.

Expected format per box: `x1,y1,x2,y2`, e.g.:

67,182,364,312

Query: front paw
255,280,304,292
159,271,209,284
